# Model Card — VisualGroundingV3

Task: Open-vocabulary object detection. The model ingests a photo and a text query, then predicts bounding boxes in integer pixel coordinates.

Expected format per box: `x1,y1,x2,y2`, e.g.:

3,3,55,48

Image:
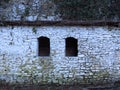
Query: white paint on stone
0,26,120,83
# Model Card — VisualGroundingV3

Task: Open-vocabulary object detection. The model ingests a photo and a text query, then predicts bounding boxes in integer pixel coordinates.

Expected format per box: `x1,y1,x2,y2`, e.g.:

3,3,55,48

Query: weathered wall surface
0,26,120,84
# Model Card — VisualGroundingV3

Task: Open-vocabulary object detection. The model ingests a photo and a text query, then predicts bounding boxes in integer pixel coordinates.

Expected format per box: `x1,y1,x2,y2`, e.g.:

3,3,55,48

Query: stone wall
0,26,120,85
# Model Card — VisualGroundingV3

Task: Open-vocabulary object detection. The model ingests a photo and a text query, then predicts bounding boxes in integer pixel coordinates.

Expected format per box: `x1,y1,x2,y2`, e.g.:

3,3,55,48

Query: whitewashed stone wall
0,26,120,84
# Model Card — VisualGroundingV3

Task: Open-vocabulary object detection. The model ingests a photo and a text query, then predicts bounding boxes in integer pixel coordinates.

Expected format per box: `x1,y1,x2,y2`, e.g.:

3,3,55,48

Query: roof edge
0,20,120,27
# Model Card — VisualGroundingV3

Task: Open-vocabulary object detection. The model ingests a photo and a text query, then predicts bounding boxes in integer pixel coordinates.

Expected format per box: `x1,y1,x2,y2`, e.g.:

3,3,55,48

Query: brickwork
0,26,120,84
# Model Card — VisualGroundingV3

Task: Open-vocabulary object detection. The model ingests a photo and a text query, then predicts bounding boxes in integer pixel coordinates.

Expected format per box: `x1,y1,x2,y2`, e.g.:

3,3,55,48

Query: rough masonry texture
0,21,120,85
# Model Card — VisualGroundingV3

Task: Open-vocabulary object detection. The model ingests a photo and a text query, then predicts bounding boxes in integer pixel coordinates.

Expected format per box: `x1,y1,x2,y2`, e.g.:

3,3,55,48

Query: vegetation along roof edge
0,21,120,27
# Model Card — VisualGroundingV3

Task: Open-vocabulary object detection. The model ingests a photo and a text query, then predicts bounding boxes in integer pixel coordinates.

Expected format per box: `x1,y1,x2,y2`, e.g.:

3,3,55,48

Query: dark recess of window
65,37,78,56
38,37,50,56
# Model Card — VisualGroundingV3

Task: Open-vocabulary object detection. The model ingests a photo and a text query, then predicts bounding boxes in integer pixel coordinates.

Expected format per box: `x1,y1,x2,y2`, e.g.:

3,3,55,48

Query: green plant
32,27,37,34
52,0,120,20
24,7,30,16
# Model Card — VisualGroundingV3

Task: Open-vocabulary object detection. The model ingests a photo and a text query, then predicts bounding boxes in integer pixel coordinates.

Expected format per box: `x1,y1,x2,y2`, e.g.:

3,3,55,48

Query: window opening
38,37,50,56
65,37,78,56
